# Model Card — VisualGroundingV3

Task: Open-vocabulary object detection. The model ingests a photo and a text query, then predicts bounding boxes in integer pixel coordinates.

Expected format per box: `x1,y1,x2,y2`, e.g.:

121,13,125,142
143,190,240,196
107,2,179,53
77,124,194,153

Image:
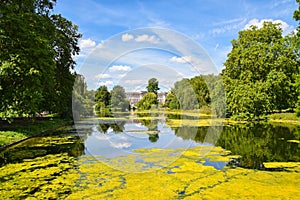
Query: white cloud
79,38,96,50
244,19,294,34
170,56,192,63
110,142,131,149
124,79,145,85
211,18,247,35
97,80,114,86
95,73,111,79
96,43,105,49
122,33,134,42
109,65,132,72
135,34,160,43
118,73,127,78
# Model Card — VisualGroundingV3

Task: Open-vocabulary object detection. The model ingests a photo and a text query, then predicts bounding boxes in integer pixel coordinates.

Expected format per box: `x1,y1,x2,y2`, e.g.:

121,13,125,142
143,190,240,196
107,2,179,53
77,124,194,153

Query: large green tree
0,0,81,119
164,77,207,110
146,78,160,95
223,22,298,119
293,0,300,116
136,92,158,110
95,85,111,111
73,75,95,118
110,85,130,111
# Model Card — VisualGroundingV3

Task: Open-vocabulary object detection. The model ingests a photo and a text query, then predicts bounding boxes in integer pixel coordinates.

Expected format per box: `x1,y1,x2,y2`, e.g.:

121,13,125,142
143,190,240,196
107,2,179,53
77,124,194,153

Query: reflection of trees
172,126,208,143
97,123,110,133
137,112,159,142
148,134,159,143
217,123,300,169
168,119,300,169
110,121,125,133
97,121,126,133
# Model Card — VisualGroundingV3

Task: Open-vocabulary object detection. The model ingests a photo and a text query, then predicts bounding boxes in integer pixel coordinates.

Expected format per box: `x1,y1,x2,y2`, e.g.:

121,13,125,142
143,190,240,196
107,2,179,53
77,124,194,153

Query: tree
0,0,81,119
208,75,226,118
164,92,180,109
190,76,210,107
136,92,158,110
95,86,111,112
50,14,81,118
146,78,160,95
110,85,130,111
72,75,95,118
223,22,298,119
293,0,300,116
294,0,300,32
164,78,198,110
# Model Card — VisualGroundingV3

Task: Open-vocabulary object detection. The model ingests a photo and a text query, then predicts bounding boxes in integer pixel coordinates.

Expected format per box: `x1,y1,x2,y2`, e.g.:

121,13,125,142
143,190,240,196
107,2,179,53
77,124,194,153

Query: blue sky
53,0,298,90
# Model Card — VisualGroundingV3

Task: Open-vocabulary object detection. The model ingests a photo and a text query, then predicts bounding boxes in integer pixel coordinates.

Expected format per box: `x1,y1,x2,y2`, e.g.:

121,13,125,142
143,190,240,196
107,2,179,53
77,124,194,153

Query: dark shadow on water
217,122,300,170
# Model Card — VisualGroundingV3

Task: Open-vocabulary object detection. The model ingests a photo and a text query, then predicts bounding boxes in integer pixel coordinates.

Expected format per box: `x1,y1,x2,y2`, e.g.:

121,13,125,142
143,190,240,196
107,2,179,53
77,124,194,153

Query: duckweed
66,146,299,199
1,145,299,199
0,154,79,199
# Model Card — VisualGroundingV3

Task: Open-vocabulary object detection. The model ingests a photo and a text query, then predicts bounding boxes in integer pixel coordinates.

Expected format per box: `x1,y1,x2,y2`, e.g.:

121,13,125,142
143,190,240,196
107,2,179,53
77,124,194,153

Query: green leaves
223,22,298,120
146,78,160,95
137,92,158,110
0,0,81,119
110,85,130,112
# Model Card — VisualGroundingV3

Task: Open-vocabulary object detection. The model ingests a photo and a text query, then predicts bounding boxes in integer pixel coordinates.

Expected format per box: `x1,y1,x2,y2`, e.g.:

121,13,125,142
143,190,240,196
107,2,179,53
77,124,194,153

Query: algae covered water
0,113,299,199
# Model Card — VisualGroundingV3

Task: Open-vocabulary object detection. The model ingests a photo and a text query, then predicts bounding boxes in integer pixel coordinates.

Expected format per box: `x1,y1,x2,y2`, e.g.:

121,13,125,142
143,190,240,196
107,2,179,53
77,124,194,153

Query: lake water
1,112,300,198
1,113,299,169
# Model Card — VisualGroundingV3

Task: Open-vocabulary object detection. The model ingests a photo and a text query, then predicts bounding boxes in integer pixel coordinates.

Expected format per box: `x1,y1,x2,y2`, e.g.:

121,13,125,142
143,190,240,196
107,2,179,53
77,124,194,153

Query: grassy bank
0,118,67,147
268,113,300,125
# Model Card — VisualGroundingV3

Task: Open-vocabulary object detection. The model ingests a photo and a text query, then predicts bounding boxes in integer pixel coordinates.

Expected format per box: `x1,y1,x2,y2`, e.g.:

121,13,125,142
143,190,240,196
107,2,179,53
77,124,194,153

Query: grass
269,113,300,121
0,118,67,147
268,113,300,125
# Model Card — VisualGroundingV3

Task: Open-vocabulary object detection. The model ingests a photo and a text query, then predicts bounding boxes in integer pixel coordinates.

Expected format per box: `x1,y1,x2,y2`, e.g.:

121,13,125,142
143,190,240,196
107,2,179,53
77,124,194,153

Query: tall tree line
164,1,299,120
0,0,81,119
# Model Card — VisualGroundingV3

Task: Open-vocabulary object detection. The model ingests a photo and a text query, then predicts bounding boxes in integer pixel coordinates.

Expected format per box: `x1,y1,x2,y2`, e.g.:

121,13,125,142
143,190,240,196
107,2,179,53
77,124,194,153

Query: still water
1,112,300,199
1,112,299,169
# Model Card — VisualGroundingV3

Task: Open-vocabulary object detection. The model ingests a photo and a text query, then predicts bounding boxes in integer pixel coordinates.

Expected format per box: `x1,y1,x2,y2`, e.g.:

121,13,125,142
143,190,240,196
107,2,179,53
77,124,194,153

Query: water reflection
97,121,126,133
137,112,159,143
1,113,299,171
89,115,300,170
217,123,300,169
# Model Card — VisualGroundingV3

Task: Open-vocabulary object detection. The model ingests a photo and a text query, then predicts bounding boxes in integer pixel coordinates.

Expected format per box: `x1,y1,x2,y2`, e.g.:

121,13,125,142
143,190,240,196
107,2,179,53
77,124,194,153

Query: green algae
287,139,300,144
2,116,300,199
1,145,299,199
0,154,79,199
66,146,300,199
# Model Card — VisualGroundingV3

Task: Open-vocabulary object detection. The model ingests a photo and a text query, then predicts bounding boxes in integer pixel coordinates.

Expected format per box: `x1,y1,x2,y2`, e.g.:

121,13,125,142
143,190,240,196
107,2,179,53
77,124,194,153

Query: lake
1,111,299,199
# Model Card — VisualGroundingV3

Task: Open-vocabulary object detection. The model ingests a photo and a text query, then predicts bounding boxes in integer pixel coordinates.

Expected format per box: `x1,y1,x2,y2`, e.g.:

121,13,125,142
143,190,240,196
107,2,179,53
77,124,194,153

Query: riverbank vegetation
0,118,67,146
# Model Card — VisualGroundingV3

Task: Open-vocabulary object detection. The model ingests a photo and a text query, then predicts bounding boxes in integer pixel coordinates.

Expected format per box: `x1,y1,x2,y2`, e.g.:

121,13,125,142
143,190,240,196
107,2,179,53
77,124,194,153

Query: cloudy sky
53,0,298,91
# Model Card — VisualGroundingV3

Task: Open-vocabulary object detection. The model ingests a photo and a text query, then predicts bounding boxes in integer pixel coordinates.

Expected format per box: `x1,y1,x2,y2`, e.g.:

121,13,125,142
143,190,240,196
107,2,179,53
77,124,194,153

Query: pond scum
1,145,299,199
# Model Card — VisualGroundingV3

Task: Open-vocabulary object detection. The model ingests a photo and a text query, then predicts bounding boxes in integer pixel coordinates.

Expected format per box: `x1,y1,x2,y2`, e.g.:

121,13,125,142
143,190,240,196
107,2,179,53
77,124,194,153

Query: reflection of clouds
110,142,132,149
119,135,128,140
95,134,109,140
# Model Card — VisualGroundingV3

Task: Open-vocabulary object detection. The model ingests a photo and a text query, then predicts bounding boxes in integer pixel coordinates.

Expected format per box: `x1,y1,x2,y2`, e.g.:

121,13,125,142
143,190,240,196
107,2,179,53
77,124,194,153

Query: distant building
125,91,168,107
125,91,147,106
158,92,168,104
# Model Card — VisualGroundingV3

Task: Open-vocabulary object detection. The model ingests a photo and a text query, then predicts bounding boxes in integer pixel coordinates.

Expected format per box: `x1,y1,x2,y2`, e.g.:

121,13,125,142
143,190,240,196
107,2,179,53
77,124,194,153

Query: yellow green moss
1,145,299,199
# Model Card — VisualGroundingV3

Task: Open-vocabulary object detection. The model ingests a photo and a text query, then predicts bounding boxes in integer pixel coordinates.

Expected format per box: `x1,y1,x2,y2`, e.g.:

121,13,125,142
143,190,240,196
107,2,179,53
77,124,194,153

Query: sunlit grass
0,119,66,146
